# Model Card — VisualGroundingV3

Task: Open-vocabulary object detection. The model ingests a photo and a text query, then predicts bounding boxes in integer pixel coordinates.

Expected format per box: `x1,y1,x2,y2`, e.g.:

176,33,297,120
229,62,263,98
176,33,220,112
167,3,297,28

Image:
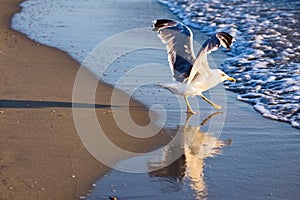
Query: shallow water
158,0,300,128
85,93,300,200
86,112,231,200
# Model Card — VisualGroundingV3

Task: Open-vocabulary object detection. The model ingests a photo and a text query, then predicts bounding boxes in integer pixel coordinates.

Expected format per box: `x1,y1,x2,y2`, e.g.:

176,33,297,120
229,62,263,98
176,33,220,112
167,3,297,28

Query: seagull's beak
227,77,236,82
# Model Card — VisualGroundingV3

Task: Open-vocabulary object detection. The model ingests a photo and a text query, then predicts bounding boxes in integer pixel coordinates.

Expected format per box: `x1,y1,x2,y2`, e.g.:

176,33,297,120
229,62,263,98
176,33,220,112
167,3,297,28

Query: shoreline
0,0,169,199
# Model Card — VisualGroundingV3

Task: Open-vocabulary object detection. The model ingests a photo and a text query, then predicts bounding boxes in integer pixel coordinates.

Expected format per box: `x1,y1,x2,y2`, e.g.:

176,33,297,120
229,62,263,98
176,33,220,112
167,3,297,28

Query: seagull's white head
217,69,236,82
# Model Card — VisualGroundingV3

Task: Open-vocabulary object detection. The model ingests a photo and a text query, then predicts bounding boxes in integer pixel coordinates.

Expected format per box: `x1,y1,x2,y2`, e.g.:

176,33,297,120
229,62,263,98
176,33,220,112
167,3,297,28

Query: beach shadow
0,99,111,109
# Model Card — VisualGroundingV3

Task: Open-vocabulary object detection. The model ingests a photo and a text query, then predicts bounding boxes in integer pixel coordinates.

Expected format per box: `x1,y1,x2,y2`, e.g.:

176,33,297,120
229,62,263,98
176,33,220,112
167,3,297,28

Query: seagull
152,19,236,114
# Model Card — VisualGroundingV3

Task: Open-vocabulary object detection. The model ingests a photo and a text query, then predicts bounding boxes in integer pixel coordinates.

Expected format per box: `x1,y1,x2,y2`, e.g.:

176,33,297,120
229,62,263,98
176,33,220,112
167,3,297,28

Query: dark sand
0,0,169,199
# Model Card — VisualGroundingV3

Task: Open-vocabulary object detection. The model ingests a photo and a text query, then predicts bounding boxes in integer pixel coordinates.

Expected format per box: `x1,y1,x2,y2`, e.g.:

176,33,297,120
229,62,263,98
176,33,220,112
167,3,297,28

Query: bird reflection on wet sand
149,112,232,199
87,112,232,200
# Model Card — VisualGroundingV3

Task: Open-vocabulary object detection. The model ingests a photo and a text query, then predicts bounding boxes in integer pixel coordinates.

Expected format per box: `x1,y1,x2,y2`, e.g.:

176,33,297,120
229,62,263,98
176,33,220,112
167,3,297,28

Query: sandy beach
1,0,300,199
0,0,169,199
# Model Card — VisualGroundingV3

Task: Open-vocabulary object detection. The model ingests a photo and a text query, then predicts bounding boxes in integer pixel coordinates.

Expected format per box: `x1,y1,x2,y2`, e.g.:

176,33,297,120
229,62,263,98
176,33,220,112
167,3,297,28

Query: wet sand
0,0,169,199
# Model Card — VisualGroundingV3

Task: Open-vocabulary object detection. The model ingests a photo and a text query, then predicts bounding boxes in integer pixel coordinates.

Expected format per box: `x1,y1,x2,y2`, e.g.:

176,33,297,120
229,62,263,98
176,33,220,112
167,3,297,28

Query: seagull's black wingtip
152,19,177,31
216,32,235,50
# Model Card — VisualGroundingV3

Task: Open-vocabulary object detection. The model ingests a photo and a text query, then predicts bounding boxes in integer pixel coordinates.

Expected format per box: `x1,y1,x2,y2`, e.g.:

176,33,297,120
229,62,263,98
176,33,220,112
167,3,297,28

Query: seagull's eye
221,74,226,77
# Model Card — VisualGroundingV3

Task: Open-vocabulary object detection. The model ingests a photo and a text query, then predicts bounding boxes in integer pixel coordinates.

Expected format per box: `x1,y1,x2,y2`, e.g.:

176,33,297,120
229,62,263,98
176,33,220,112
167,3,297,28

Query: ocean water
158,0,300,128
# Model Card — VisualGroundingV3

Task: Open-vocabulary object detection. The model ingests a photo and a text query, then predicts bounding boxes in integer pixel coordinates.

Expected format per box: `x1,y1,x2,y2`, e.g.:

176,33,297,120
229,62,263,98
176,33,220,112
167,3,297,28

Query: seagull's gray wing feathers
152,19,235,84
152,19,196,82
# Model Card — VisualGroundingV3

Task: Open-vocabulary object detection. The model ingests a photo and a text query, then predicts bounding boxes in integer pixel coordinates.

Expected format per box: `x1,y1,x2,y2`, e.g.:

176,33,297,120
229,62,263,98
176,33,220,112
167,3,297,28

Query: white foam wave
159,0,300,129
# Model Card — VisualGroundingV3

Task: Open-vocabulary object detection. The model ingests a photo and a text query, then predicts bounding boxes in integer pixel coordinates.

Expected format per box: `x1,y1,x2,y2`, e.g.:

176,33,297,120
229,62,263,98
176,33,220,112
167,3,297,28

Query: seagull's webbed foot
186,107,197,115
200,94,222,110
213,104,222,110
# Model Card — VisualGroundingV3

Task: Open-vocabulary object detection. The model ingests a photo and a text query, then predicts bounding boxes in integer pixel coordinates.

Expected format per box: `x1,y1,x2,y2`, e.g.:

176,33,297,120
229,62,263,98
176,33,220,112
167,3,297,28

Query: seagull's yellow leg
184,96,197,114
200,94,222,110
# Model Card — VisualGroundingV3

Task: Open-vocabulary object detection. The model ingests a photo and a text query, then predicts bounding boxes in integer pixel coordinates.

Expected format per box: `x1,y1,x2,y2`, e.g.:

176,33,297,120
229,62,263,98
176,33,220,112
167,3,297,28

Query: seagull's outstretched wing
152,19,196,82
187,32,235,84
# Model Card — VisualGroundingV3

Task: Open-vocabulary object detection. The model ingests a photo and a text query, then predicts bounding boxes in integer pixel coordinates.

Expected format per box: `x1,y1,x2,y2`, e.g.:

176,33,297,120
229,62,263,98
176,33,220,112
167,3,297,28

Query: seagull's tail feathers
152,19,177,31
157,82,186,95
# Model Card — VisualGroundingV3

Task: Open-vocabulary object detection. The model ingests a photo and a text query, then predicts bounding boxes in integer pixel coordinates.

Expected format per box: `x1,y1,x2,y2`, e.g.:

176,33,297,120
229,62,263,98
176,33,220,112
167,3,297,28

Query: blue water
158,0,300,128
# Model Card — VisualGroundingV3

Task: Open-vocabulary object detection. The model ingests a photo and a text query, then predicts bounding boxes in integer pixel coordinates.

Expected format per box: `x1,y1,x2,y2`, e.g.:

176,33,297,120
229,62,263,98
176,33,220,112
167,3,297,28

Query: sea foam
159,0,300,129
